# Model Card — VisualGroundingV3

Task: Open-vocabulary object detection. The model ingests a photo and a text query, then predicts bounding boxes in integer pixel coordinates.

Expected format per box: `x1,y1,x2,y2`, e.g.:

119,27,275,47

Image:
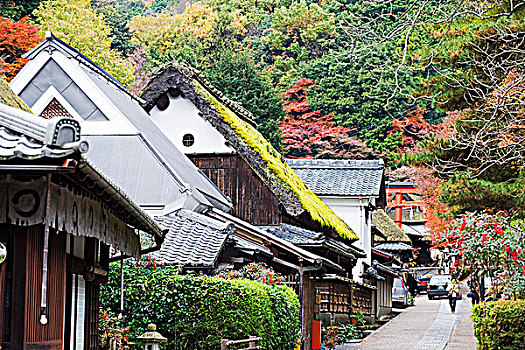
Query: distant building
385,181,432,265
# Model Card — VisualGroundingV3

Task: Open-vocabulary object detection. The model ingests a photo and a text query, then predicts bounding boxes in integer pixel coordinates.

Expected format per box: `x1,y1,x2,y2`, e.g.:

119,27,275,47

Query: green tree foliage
100,262,300,350
93,0,148,56
34,0,135,86
433,213,525,298
204,50,283,148
257,0,336,88
396,2,525,217
0,0,41,21
299,48,409,159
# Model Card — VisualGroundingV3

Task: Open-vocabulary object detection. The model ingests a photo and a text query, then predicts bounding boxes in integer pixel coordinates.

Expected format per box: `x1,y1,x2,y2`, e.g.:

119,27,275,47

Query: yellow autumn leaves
129,3,220,58
35,0,136,87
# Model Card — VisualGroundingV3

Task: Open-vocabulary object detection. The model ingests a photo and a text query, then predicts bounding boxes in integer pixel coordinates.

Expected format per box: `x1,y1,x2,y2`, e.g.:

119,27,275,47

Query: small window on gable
156,93,170,111
40,98,73,119
182,134,195,147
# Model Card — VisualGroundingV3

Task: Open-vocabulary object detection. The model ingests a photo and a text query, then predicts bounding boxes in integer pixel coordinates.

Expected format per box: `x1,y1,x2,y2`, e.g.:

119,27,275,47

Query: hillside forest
1,0,524,231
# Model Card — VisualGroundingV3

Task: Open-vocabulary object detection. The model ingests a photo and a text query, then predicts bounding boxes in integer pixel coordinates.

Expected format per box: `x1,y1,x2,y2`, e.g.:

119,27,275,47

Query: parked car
392,277,409,307
427,274,452,300
416,268,440,293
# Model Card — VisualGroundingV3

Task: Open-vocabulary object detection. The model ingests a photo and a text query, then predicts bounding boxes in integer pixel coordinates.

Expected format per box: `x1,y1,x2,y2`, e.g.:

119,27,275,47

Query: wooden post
394,192,403,228
221,339,229,350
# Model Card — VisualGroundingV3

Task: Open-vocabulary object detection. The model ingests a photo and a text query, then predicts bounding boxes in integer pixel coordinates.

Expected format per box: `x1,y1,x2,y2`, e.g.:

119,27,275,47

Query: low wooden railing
220,336,262,350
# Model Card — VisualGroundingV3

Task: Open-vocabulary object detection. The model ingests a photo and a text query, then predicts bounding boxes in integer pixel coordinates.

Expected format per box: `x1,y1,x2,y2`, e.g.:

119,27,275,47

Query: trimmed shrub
471,300,525,350
100,262,300,349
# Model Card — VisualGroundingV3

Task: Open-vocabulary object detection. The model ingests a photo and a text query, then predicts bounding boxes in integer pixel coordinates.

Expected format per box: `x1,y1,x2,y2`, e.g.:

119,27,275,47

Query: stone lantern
138,324,167,350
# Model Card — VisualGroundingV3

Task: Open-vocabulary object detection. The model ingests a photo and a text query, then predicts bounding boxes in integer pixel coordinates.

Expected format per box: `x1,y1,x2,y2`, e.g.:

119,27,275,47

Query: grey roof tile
152,209,234,267
374,242,414,251
287,159,384,197
261,223,364,259
402,224,430,237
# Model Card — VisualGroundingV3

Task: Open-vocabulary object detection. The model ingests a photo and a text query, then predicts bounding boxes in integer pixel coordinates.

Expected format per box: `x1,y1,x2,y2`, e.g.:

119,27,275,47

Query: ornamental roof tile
287,159,384,197
0,126,75,160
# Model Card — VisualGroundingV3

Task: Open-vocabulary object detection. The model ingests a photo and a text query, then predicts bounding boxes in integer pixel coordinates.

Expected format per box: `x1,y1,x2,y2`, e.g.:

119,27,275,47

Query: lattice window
40,98,73,119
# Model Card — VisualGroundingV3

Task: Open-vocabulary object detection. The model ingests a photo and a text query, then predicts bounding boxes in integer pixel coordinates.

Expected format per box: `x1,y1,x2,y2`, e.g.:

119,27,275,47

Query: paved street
353,285,477,350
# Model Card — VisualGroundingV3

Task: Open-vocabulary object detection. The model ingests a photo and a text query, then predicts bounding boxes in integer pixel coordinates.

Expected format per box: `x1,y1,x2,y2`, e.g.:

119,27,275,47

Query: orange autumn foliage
0,16,43,81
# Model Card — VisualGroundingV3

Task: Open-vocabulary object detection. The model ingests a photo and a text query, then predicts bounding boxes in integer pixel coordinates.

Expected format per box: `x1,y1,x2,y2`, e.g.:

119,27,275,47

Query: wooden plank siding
24,226,66,349
190,155,281,225
84,279,100,350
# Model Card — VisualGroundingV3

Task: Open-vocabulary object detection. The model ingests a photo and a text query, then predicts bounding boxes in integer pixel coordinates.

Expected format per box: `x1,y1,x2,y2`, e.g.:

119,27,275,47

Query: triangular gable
10,33,232,214
142,62,357,241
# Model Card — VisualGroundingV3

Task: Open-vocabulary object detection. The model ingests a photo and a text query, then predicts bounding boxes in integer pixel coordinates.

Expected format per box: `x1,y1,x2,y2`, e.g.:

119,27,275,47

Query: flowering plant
99,309,131,349
215,263,283,286
432,213,525,298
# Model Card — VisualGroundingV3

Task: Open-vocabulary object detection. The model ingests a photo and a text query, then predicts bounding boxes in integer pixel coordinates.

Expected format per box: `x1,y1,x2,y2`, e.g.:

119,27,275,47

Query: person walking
447,279,461,313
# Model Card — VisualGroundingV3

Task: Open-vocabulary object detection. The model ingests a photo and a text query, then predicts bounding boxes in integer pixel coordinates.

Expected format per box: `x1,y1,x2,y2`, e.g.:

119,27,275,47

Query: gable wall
189,154,281,225
150,94,234,154
11,45,137,135
319,196,376,281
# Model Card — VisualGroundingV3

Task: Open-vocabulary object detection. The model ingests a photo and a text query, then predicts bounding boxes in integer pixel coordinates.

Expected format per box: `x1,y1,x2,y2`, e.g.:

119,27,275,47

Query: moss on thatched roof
141,62,358,241
372,209,411,243
0,78,31,112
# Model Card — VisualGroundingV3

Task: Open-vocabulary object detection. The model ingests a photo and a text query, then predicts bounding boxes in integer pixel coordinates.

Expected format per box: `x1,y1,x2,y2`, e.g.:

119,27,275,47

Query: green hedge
100,262,300,349
471,300,525,350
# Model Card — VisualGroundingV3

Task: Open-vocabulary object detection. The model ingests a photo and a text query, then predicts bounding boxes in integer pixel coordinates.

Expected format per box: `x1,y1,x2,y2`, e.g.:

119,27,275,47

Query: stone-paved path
350,283,477,350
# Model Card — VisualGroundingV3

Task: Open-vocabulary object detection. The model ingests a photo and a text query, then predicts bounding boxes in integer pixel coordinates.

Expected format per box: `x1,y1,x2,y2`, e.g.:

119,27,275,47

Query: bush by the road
471,300,525,350
100,262,300,349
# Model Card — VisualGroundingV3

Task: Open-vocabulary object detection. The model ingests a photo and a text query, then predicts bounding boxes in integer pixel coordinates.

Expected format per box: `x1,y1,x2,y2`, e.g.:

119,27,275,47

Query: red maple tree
390,105,437,155
279,78,381,159
0,16,43,81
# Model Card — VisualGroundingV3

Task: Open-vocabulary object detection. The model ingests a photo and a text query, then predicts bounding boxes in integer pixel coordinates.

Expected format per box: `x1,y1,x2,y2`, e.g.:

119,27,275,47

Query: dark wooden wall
24,226,66,349
190,154,281,225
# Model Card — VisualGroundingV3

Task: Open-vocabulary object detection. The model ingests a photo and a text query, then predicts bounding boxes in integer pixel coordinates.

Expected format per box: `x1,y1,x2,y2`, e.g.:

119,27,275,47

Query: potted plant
350,310,365,326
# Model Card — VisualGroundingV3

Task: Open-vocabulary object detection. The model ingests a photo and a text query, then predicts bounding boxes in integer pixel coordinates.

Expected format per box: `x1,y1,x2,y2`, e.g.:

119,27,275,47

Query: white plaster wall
319,196,374,282
150,95,234,154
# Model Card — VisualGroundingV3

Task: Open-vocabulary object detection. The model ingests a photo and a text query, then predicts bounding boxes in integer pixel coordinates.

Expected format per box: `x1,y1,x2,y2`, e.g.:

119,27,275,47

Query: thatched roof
0,78,31,112
372,209,411,243
141,62,357,241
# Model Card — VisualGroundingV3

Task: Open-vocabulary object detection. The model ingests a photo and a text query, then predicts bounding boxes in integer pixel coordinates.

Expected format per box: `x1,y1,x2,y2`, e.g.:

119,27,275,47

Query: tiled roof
0,126,76,160
231,236,272,256
261,223,365,259
152,209,235,267
287,159,384,197
402,224,430,237
374,242,414,251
